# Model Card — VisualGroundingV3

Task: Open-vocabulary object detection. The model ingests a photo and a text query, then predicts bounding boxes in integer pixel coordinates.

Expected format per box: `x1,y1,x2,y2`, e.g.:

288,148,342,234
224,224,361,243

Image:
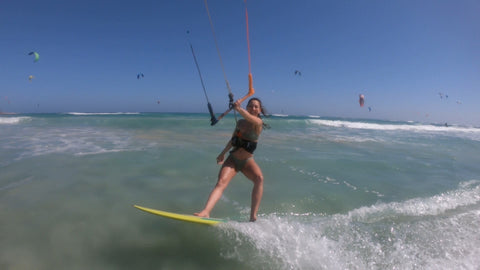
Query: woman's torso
231,119,262,159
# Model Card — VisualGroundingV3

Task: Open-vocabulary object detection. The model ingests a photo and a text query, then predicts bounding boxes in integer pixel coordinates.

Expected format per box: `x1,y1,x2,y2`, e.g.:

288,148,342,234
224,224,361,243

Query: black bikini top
231,129,257,154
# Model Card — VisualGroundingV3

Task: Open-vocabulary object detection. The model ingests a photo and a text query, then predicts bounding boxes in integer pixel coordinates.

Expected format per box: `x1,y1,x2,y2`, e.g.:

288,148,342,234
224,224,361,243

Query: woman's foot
194,211,209,218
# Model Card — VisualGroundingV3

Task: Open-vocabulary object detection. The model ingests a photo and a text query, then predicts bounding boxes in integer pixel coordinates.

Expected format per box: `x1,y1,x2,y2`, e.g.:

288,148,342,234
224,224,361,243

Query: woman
195,97,267,222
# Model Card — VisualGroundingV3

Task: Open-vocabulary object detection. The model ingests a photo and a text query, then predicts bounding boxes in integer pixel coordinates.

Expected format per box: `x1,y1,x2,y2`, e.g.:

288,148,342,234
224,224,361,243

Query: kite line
203,0,237,123
188,37,218,125
203,0,255,125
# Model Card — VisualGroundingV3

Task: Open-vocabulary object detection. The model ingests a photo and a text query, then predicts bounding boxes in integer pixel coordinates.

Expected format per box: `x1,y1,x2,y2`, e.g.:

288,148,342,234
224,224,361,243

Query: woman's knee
252,173,264,185
215,176,231,189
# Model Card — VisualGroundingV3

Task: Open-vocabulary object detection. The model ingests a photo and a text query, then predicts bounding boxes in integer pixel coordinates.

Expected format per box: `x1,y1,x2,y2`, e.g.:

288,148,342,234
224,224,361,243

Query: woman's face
246,100,261,116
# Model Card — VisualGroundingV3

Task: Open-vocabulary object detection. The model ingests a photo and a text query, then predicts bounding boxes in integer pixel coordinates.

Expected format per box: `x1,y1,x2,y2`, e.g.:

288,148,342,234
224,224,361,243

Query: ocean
1,113,479,270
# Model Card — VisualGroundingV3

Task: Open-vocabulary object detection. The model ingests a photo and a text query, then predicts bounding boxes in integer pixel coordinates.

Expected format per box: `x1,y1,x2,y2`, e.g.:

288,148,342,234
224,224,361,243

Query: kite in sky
28,51,39,62
359,94,365,107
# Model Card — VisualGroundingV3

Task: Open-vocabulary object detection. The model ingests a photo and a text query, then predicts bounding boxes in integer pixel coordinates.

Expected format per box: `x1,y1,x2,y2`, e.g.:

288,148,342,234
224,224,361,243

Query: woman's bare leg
242,159,264,222
195,162,237,218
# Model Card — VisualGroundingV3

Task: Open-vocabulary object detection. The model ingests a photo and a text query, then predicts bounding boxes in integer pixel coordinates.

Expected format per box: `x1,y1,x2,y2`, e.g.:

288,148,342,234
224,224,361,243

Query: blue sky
1,0,479,125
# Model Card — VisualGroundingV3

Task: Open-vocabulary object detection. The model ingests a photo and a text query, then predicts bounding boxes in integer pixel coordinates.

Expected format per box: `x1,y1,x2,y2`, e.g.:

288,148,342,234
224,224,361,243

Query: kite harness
230,128,258,154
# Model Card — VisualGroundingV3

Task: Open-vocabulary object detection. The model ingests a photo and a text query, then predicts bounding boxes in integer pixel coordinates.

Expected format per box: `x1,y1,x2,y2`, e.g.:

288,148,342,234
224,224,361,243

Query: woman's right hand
232,99,242,111
217,154,225,164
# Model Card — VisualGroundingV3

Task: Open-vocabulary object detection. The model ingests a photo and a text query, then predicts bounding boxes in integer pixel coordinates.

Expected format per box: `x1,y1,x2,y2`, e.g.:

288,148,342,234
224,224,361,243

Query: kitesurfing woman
195,97,267,222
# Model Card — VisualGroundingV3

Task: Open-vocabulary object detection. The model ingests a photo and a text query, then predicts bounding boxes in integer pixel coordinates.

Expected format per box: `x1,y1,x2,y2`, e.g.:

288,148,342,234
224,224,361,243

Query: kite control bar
208,102,218,126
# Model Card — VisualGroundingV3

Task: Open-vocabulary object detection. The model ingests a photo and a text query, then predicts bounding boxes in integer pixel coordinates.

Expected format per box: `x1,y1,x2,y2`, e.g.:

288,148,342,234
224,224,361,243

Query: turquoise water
1,113,480,269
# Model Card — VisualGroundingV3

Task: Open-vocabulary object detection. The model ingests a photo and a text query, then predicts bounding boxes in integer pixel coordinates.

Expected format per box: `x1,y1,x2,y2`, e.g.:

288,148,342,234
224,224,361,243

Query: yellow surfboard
133,205,226,225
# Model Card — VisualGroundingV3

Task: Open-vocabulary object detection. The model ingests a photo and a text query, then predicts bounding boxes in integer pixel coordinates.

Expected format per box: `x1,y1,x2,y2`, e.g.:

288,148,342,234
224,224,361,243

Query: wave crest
0,117,31,125
219,181,480,270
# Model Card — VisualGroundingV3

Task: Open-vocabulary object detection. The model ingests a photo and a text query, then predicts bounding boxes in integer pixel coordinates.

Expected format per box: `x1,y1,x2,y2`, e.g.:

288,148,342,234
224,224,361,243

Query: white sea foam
0,117,31,124
220,181,480,270
74,148,131,156
330,135,384,143
9,127,137,160
309,119,480,133
348,180,480,220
